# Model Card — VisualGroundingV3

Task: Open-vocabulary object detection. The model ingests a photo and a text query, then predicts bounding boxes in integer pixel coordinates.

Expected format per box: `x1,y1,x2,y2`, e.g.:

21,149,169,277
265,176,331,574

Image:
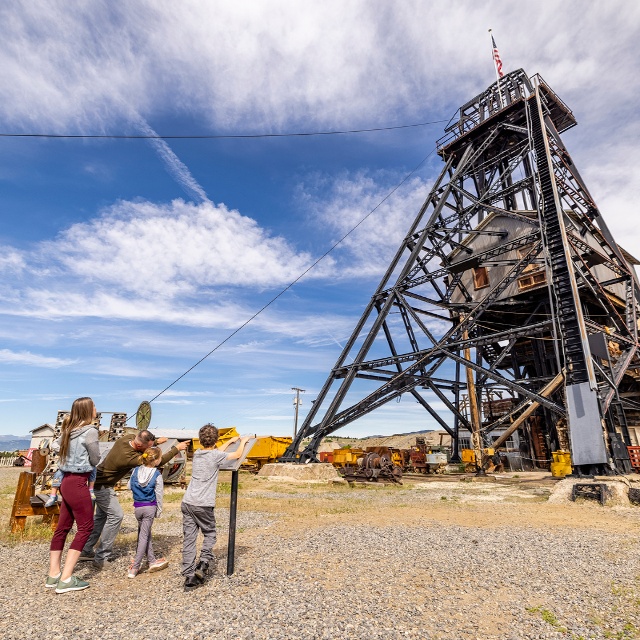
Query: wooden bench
9,471,59,533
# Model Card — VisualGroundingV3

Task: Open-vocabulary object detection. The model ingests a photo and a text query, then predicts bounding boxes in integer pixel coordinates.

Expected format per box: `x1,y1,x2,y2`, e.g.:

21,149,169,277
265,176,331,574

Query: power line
146,146,438,406
0,119,448,141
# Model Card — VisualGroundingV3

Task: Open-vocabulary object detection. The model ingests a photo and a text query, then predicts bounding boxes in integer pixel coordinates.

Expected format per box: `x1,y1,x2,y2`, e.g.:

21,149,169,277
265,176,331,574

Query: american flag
492,35,504,78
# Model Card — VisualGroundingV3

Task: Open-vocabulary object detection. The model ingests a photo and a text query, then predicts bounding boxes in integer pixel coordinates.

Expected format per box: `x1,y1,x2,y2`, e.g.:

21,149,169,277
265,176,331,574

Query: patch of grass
217,482,244,494
540,609,559,626
2,519,56,545
526,606,567,634
319,505,358,515
163,491,186,503
604,626,639,640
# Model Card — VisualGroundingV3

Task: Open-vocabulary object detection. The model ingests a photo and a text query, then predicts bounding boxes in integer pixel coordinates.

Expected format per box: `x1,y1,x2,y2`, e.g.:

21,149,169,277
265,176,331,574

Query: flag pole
488,29,505,108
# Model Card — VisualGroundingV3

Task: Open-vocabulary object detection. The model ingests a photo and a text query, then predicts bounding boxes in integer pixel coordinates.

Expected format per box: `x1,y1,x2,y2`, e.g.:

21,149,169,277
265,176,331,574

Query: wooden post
463,328,483,471
31,450,47,475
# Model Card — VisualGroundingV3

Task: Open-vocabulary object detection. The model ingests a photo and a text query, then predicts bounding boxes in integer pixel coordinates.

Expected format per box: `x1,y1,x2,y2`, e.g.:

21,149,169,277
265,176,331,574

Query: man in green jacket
80,430,189,567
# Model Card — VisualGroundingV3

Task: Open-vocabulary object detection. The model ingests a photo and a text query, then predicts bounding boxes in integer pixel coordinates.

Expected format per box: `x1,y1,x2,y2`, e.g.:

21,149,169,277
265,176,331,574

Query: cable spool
136,401,152,431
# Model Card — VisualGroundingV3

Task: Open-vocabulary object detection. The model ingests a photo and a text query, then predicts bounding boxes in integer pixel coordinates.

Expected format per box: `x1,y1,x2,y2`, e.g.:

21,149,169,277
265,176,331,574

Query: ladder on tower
528,93,590,387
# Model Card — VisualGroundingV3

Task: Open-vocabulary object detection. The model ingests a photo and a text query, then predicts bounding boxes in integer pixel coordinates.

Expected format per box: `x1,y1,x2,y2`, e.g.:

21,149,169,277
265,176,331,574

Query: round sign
136,401,152,430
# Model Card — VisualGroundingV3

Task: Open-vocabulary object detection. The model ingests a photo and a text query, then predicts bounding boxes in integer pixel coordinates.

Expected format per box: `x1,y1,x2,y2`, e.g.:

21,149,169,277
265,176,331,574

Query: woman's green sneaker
45,572,61,588
55,575,89,593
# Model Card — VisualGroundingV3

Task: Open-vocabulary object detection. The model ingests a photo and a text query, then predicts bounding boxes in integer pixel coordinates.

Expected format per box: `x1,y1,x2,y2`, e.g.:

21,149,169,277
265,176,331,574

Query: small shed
29,424,55,450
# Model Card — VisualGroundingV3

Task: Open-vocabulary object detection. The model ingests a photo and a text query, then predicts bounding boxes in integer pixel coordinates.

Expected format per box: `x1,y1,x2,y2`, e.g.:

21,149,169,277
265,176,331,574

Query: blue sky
1,1,639,437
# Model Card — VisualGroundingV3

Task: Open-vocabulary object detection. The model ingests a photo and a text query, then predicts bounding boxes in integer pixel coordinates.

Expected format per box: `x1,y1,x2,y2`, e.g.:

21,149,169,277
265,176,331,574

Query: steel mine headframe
281,69,640,473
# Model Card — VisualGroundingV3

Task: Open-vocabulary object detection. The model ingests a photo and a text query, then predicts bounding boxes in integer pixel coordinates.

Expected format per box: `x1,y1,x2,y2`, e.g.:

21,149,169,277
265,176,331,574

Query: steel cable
140,146,439,411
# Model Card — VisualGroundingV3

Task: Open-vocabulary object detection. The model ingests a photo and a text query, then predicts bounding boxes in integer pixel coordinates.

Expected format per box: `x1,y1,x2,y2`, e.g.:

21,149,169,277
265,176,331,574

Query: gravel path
2,478,640,639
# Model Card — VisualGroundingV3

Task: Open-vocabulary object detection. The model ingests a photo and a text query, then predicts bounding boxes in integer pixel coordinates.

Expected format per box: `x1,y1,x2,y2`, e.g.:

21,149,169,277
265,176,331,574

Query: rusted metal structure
340,447,403,484
282,69,640,474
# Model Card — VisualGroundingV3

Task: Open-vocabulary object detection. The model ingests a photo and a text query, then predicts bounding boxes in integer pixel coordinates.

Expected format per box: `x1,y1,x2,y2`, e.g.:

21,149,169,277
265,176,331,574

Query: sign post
219,438,256,576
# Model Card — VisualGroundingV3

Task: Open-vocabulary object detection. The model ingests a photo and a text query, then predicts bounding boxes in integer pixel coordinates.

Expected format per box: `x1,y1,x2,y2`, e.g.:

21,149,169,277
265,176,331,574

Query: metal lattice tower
281,69,640,473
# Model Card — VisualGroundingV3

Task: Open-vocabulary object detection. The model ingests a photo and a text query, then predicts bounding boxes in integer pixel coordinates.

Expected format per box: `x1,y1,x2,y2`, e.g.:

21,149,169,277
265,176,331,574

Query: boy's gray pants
181,502,216,577
82,486,124,562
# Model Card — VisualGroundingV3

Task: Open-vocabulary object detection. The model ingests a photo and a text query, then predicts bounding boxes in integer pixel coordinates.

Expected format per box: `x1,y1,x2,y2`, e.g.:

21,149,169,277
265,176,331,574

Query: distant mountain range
366,429,435,439
0,434,31,452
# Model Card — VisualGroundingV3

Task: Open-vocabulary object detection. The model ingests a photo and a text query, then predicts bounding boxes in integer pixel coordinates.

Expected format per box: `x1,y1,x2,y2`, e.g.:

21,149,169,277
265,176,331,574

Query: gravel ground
2,472,640,640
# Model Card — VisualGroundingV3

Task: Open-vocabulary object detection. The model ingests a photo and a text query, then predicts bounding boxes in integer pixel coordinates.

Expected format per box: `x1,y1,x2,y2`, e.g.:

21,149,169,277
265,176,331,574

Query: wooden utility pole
463,328,483,471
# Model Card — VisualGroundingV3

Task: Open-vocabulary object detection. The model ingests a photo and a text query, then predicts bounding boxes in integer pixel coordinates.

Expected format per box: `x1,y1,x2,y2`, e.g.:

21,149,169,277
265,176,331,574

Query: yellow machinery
192,427,240,450
550,450,572,477
241,436,292,471
460,448,495,464
390,448,407,468
332,448,364,467
192,428,292,472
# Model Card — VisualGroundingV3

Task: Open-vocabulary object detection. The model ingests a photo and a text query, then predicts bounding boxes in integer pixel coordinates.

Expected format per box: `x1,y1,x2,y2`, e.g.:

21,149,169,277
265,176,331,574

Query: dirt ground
2,466,640,639
3,464,640,558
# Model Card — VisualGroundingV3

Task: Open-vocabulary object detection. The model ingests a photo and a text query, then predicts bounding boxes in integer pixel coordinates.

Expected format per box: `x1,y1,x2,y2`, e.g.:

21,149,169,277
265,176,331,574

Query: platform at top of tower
437,69,576,164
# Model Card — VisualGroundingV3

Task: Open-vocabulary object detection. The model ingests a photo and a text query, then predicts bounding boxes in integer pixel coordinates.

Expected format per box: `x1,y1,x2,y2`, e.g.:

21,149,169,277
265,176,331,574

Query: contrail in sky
135,117,211,204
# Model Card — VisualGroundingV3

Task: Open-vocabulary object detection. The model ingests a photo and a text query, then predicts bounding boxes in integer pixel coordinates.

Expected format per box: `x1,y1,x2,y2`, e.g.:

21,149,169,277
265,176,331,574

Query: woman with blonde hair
46,397,101,593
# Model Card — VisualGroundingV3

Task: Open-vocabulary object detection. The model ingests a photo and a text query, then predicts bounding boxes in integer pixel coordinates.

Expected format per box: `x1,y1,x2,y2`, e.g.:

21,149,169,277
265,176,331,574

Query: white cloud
136,389,213,398
573,133,640,262
85,358,163,379
0,248,25,273
40,198,319,296
135,117,211,204
1,2,638,288
299,171,434,277
0,349,77,368
1,1,637,133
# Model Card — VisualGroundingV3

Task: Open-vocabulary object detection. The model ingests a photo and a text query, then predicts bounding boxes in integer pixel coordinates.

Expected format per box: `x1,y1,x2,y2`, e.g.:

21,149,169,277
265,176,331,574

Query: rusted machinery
331,447,364,467
323,436,451,476
409,438,448,474
323,440,450,477
460,447,500,473
337,447,403,484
